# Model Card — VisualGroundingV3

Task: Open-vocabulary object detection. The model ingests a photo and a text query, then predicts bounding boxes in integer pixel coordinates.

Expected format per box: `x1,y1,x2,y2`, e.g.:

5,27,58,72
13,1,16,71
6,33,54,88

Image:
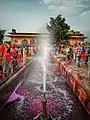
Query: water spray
33,39,53,120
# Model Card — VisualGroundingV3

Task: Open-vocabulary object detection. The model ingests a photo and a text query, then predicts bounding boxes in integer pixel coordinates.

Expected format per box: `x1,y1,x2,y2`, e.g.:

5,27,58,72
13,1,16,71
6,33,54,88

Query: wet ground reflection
0,57,90,120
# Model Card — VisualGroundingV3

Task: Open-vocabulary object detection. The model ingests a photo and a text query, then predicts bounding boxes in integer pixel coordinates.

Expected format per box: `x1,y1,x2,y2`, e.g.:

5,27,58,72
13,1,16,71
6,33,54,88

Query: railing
58,59,90,115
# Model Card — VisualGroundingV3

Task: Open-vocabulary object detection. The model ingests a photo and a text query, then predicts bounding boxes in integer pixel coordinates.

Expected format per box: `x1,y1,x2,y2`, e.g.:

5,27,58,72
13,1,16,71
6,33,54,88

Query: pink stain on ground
17,88,28,96
30,99,60,117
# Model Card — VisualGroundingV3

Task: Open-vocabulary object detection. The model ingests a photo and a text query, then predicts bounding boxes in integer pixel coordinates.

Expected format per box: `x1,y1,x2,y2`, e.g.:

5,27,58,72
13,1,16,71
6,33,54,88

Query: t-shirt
81,46,85,52
81,53,86,60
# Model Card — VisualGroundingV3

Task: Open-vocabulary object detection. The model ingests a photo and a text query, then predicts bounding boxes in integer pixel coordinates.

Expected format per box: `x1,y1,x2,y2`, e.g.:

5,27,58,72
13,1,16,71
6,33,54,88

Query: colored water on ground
0,57,90,120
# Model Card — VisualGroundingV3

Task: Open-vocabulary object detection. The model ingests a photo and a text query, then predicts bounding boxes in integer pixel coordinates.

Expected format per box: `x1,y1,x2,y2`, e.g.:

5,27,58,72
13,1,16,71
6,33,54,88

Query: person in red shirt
0,41,6,79
81,52,86,66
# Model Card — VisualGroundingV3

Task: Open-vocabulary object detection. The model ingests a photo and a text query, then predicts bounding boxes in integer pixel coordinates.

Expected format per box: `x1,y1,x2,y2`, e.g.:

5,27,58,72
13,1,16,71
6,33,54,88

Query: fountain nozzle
42,92,47,118
33,92,53,120
43,92,45,98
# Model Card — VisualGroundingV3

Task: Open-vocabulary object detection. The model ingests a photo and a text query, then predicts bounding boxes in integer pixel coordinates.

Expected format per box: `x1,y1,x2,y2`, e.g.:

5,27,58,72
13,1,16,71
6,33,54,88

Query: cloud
80,10,90,17
40,0,90,39
48,4,55,9
40,0,90,16
80,11,87,17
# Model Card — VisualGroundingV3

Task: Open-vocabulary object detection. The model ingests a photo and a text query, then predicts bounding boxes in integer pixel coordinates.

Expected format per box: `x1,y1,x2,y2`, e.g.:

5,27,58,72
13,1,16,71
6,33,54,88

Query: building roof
6,31,87,39
6,32,49,37
69,30,87,39
70,35,87,39
9,32,41,35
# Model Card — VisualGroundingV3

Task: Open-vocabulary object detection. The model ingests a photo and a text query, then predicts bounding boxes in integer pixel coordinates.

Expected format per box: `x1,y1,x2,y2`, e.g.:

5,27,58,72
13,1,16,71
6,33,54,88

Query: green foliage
4,41,11,45
0,29,6,42
47,14,70,44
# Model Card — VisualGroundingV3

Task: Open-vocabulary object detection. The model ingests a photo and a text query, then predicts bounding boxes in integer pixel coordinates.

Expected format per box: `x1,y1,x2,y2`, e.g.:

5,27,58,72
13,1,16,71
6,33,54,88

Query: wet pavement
0,56,90,120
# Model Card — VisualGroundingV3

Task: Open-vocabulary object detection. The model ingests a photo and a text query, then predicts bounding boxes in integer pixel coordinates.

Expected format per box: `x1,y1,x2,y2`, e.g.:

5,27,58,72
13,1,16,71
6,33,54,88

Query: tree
0,29,6,43
47,14,70,44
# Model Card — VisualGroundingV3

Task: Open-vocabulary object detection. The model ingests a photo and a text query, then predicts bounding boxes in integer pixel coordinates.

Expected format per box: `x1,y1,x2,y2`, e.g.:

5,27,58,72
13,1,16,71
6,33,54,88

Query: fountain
33,36,53,120
0,25,90,120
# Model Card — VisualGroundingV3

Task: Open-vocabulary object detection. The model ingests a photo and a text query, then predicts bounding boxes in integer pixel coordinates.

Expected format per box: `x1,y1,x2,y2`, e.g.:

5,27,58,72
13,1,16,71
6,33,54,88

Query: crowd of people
0,40,90,80
55,42,90,68
0,41,37,80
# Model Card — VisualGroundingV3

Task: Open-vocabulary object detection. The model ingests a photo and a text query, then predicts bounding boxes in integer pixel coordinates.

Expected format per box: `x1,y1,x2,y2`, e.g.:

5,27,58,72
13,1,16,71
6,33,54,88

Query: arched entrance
22,39,28,45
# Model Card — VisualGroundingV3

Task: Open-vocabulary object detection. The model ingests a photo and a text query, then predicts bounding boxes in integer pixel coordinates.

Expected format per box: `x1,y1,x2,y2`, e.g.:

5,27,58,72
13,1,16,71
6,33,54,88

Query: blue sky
0,0,90,40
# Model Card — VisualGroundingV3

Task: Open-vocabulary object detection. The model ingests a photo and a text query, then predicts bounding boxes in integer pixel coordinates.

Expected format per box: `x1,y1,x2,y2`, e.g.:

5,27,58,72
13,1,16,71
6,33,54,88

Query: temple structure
69,30,87,45
6,29,40,46
6,29,87,46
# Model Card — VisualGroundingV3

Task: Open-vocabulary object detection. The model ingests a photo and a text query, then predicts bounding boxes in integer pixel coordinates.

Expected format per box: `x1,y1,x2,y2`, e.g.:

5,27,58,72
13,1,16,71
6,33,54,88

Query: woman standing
23,47,27,64
5,47,11,75
0,41,6,79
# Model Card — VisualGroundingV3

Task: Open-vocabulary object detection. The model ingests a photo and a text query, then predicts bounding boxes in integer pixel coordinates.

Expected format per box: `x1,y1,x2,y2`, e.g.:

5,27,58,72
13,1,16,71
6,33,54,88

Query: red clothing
11,47,18,57
0,44,6,64
81,53,86,60
0,44,6,58
5,53,11,65
18,53,22,59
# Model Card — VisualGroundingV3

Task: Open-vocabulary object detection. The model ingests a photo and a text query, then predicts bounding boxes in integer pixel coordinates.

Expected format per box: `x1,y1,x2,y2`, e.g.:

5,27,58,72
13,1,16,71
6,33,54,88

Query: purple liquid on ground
6,92,24,103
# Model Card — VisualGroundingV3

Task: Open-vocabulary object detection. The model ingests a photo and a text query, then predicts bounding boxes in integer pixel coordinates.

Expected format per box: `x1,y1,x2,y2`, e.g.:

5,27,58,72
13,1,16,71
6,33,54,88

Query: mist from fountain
42,42,49,93
36,26,52,92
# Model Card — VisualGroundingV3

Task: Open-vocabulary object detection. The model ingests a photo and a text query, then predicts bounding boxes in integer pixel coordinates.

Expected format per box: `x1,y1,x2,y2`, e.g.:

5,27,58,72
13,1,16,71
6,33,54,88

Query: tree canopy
0,29,6,43
47,14,70,44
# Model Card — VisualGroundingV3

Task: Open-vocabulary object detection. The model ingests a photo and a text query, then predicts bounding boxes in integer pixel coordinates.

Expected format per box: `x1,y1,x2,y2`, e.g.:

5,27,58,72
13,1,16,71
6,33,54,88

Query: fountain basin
30,98,60,118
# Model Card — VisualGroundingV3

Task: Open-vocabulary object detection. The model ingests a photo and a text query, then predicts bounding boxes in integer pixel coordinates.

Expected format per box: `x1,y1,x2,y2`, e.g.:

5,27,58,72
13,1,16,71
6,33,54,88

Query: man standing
76,43,82,67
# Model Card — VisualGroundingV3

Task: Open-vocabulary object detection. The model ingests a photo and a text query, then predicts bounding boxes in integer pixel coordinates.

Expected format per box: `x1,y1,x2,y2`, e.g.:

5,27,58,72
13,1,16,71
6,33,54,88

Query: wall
69,38,82,46
11,36,33,45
